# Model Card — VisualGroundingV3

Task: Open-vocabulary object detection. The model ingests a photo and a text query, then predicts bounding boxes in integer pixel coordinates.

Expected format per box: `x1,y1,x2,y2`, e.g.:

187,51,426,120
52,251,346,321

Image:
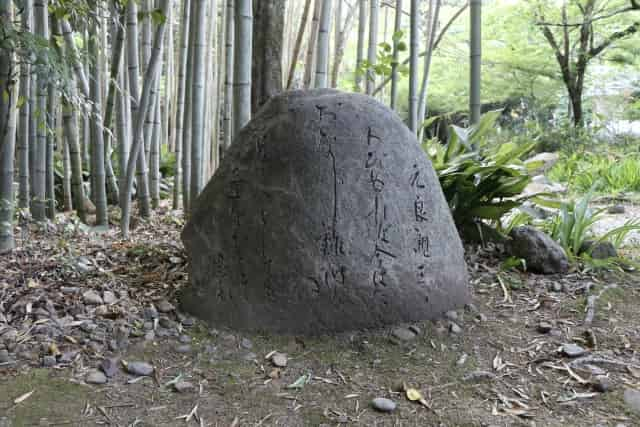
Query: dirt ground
1,205,639,427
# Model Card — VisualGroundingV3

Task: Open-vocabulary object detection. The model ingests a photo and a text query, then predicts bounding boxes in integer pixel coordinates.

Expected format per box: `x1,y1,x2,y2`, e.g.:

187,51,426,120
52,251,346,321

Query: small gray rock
607,204,625,214
173,381,195,393
449,322,462,334
43,355,57,367
579,240,617,260
592,375,613,393
624,388,640,414
102,291,117,305
144,331,156,341
271,352,288,368
179,335,192,344
562,343,586,358
159,317,177,330
83,290,103,305
537,322,553,334
444,310,458,321
391,327,417,342
175,344,192,354
156,300,175,313
240,338,253,349
143,306,158,320
508,226,569,274
371,397,397,413
86,370,108,384
126,361,154,376
0,349,9,363
100,358,119,377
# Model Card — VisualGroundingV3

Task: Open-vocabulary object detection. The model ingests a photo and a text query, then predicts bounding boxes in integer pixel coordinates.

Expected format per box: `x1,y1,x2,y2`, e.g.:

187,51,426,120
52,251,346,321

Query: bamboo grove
0,0,480,252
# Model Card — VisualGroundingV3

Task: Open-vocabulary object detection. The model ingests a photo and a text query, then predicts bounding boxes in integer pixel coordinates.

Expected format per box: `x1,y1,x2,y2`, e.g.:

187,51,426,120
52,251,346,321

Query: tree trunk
52,16,86,222
355,0,367,92
233,0,252,134
366,0,379,95
221,0,234,154
60,19,91,98
252,0,284,112
314,0,332,88
173,0,191,209
45,80,56,219
408,0,418,133
331,0,356,89
181,0,197,211
190,0,208,203
0,0,18,252
102,6,126,205
122,0,171,237
303,0,321,88
17,0,32,209
285,0,312,89
469,0,481,126
125,0,151,219
389,0,402,110
32,0,48,221
417,0,440,141
89,0,108,226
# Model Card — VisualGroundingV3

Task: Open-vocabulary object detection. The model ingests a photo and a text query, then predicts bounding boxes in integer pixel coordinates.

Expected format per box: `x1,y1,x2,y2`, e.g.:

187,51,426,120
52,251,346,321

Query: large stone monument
181,89,469,334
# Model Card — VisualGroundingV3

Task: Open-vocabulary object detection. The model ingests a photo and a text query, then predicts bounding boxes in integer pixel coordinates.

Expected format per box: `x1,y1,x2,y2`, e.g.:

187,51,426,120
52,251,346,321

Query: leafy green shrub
423,111,540,241
160,144,176,178
542,190,640,258
548,152,640,194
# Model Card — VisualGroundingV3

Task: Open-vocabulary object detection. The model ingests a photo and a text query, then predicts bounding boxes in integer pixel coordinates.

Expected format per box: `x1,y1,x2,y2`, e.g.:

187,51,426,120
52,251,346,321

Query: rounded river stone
181,89,469,334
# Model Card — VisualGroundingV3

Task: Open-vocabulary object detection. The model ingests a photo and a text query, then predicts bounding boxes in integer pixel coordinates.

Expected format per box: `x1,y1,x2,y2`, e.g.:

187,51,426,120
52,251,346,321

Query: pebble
474,313,487,323
552,282,563,293
592,375,613,393
94,305,109,316
371,397,397,413
159,318,178,330
444,310,458,321
175,344,192,354
126,361,154,376
271,352,288,368
391,327,417,342
156,300,175,313
83,290,104,305
624,388,640,414
43,355,57,367
144,331,155,341
102,291,117,304
607,204,625,214
100,358,119,377
240,338,253,349
86,370,108,384
173,381,195,393
179,335,192,344
0,349,9,363
449,322,462,334
536,321,553,334
561,343,587,358
143,306,158,320
180,317,195,327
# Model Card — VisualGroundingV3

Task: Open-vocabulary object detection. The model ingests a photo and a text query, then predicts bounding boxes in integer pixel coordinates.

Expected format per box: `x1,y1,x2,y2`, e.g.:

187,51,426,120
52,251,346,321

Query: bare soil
1,204,639,427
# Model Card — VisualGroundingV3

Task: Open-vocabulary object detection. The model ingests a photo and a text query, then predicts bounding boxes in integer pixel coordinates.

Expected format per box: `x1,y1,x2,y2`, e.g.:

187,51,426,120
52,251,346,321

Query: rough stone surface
508,226,569,274
607,204,625,214
562,343,587,358
126,361,154,376
371,397,397,413
181,89,469,334
86,370,108,384
624,388,640,414
579,240,618,260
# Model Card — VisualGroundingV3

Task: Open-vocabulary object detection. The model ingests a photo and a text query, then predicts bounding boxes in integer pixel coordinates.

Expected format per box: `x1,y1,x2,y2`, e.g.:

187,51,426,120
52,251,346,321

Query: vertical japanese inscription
410,164,431,287
366,126,396,294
